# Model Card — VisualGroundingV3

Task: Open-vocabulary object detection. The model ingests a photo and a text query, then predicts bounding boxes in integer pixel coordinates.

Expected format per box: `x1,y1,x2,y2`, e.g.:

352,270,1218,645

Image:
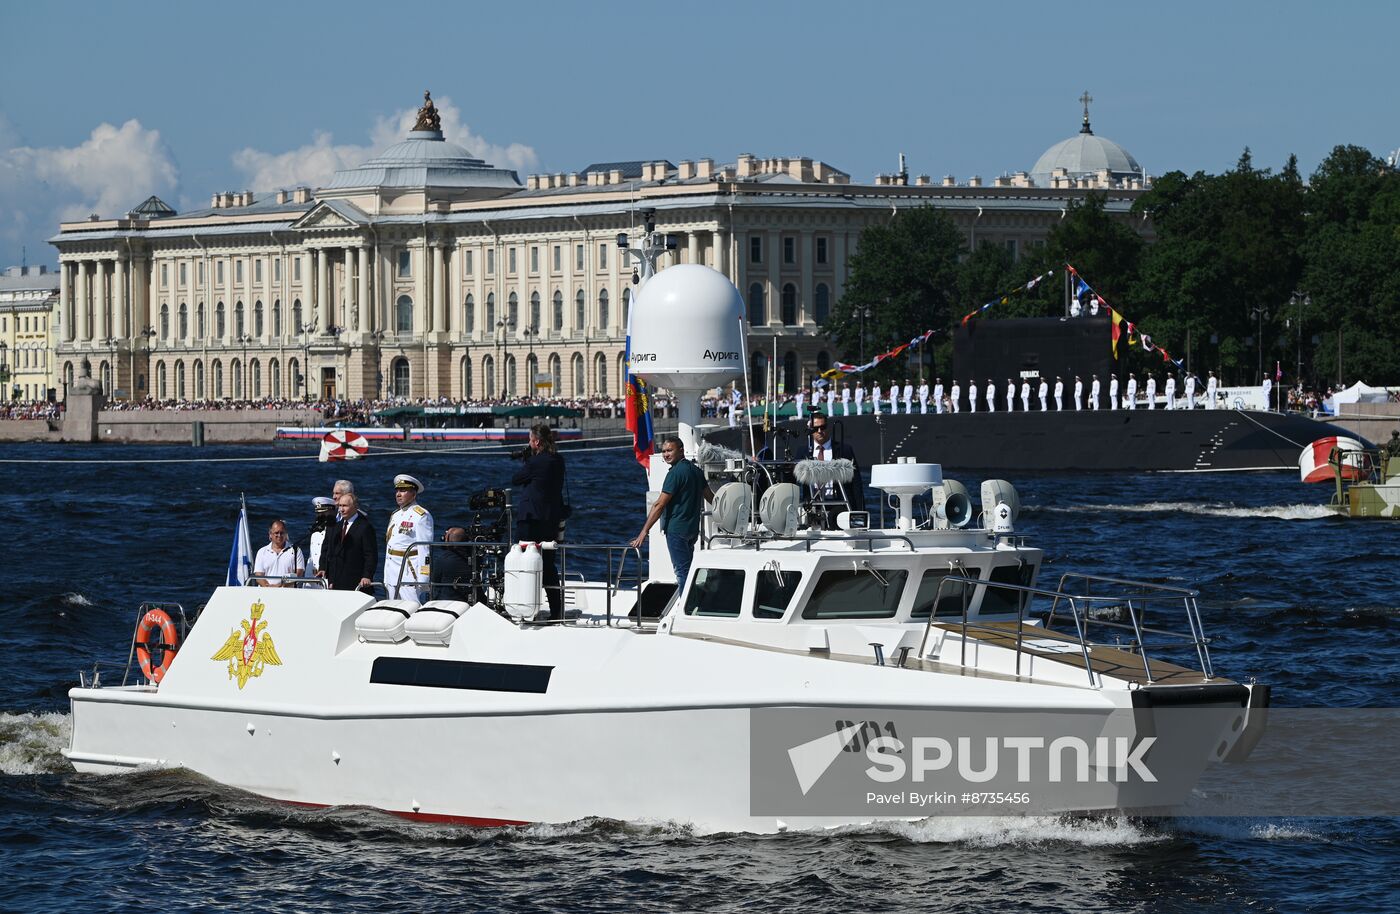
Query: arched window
287,358,299,397
781,283,797,326
461,356,473,398
159,304,169,340
391,357,410,397
814,284,830,324
575,289,585,332
508,292,519,327
750,352,768,392
215,302,226,339
178,303,188,339
64,362,74,389
595,352,608,396
194,361,205,399
598,289,609,333
748,283,766,325
782,351,798,393
529,291,541,330
292,300,303,333
273,300,282,338
235,301,245,338
485,292,496,330
464,294,475,335
254,301,264,337
572,352,585,396
176,360,186,399
548,353,561,396
251,359,261,398
526,354,539,396
552,290,563,331
157,361,167,398
504,353,517,397
213,359,224,398
232,359,243,398
271,359,281,398
396,295,413,333
483,354,496,398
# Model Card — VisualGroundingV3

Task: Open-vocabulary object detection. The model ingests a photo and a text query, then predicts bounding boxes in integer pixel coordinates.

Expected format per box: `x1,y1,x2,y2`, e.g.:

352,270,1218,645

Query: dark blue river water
1,443,1397,913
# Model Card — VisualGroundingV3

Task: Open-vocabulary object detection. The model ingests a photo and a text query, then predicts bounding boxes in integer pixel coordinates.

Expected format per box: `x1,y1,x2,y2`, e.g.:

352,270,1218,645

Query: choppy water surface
2,443,1397,913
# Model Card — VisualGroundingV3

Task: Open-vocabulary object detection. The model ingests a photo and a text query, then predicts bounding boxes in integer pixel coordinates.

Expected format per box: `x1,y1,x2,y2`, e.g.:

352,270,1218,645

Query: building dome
324,128,522,193
1030,93,1142,187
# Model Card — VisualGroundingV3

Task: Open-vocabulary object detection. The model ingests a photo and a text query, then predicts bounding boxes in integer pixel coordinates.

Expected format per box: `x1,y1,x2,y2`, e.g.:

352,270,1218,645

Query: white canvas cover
1326,382,1391,412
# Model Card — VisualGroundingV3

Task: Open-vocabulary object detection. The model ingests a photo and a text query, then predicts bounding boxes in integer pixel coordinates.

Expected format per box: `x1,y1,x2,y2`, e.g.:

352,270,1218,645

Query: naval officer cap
313,496,335,509
394,474,425,493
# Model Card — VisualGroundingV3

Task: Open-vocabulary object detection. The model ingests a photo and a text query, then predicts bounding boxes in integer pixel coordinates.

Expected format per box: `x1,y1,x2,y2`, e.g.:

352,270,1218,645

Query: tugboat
63,241,1268,833
1299,434,1400,518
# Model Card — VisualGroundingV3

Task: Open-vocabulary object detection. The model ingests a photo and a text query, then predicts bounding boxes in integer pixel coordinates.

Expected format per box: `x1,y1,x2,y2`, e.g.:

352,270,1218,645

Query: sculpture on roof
414,90,442,132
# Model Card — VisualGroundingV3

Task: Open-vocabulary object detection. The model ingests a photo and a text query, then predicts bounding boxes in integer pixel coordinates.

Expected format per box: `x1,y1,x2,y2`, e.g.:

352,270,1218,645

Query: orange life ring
135,609,180,683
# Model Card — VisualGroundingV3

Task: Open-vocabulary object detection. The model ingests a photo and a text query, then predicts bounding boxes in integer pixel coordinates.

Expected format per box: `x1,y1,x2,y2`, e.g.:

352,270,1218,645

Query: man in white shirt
841,383,851,417
253,519,304,587
1073,376,1084,411
855,383,866,416
1020,378,1031,412
1109,374,1120,410
902,379,914,415
1090,376,1101,410
968,379,978,413
1145,374,1157,409
1262,375,1273,411
918,380,929,414
1165,374,1177,410
1037,378,1048,411
1184,373,1197,409
932,378,945,414
1206,371,1218,410
985,378,996,412
1005,379,1015,412
1053,377,1064,411
1126,373,1138,410
872,383,883,415
825,385,836,418
950,380,962,414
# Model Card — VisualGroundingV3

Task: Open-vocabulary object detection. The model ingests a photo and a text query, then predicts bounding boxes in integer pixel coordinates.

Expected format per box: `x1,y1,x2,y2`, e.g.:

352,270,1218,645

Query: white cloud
232,95,538,191
0,116,179,265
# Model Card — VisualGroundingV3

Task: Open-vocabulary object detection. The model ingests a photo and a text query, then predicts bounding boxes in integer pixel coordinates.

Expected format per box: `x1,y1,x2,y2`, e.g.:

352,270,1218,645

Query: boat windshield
800,569,909,620
753,569,803,620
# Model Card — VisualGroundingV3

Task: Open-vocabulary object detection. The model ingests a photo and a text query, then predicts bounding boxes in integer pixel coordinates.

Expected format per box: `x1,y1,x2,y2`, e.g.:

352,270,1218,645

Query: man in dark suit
510,424,567,620
797,414,865,521
319,492,378,592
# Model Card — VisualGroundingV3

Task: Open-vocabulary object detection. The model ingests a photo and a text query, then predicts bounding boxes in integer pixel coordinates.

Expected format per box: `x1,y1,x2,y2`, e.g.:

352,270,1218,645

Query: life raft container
135,608,180,683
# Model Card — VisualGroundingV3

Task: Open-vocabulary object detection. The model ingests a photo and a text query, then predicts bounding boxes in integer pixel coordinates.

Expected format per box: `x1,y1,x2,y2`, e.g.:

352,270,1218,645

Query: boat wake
1030,501,1335,520
0,712,72,776
841,815,1162,846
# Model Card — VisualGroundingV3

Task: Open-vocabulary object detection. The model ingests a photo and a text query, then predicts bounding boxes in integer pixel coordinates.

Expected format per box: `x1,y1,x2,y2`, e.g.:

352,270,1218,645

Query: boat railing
118,601,189,687
916,572,1213,687
704,531,919,552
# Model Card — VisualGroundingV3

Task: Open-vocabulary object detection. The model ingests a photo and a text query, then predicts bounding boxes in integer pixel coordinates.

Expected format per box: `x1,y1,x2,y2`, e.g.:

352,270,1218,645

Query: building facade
0,265,59,400
48,93,1149,403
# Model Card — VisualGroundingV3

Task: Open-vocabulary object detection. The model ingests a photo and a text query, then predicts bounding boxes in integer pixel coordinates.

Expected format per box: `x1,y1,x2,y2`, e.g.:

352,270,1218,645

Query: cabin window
910,568,984,620
801,569,909,620
753,569,803,620
683,568,745,617
979,564,1036,616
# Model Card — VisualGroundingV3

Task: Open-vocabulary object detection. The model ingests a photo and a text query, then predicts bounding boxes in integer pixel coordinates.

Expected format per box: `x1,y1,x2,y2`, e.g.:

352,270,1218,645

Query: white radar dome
629,265,745,391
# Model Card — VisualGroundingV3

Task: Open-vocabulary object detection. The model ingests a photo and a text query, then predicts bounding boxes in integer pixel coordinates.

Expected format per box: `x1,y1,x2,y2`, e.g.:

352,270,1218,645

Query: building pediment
291,200,367,231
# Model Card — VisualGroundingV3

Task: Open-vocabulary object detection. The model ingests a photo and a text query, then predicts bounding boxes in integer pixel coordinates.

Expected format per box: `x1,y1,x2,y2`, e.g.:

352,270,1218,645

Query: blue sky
1,0,1396,270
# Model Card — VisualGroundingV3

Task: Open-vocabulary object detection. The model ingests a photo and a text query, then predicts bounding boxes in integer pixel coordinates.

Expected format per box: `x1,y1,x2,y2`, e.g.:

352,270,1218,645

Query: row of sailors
742,372,1231,418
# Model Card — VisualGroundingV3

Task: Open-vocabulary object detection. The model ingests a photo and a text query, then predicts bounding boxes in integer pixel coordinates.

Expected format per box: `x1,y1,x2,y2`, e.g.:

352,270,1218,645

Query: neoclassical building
49,92,1149,403
0,265,58,401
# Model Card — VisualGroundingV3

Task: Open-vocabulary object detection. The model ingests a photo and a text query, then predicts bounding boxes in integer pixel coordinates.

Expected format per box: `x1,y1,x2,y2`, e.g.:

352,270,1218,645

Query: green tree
1036,192,1144,308
824,206,965,378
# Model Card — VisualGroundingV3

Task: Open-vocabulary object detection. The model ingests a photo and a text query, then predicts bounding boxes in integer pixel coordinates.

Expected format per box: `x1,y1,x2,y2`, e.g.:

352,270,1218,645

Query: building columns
60,262,73,342
316,250,330,333
113,257,127,339
432,242,446,335
357,246,370,333
95,259,108,342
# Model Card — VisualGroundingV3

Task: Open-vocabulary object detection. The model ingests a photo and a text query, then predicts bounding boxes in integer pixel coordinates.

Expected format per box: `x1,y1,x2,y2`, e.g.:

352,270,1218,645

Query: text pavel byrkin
862,735,1158,784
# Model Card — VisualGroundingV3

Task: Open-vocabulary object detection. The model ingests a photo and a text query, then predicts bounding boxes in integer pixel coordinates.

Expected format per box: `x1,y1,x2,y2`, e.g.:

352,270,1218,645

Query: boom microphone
794,458,855,487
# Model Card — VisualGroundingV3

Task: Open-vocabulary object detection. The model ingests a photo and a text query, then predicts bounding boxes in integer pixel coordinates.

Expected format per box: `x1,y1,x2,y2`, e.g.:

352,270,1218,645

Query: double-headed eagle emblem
211,600,283,689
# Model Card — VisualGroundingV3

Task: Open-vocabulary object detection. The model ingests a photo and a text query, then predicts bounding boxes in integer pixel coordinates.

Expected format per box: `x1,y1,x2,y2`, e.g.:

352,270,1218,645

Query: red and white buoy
1298,435,1367,483
319,429,369,462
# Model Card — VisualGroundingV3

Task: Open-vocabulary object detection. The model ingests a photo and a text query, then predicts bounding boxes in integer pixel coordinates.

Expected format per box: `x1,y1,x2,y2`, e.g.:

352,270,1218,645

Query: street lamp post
859,306,873,363
237,332,254,399
495,316,514,399
368,330,385,398
0,342,8,400
1249,306,1269,385
140,325,157,400
1289,292,1309,392
102,336,119,397
522,325,538,400
297,322,316,399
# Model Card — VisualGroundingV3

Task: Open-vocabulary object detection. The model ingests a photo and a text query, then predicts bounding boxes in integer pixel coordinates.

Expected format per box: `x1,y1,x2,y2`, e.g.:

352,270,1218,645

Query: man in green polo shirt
629,435,707,587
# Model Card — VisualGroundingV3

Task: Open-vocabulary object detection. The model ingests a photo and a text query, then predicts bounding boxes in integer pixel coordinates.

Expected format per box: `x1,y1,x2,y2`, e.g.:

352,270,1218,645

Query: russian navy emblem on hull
211,600,283,689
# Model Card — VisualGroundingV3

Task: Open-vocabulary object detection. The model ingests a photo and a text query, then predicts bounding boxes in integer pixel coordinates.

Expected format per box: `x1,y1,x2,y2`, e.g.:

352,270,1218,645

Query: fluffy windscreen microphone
695,441,745,466
793,458,854,486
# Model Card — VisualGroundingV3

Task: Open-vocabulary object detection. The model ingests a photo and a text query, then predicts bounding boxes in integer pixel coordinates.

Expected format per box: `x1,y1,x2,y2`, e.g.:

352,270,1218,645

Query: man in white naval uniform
306,496,336,579
932,378,945,414
841,383,851,416
1109,374,1120,411
1037,378,1049,411
968,379,978,413
918,380,929,414
1090,376,1101,410
1165,374,1177,410
872,383,884,415
1073,376,1084,410
1206,371,1218,410
985,378,996,412
1053,377,1064,411
385,474,434,604
1262,375,1273,411
810,384,821,415
950,380,962,414
1125,373,1138,410
855,383,866,416
825,385,836,418
902,379,914,415
794,389,805,419
1184,373,1197,409
1020,378,1031,412
1145,374,1157,409
1005,379,1015,412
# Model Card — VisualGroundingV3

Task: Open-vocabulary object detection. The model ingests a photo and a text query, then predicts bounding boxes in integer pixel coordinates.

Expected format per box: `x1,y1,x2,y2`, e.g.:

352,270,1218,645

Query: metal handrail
704,531,918,553
123,601,188,687
1051,571,1214,680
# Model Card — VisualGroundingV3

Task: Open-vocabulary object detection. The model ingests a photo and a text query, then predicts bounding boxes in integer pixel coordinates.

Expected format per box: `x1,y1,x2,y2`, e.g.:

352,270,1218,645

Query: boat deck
936,620,1229,686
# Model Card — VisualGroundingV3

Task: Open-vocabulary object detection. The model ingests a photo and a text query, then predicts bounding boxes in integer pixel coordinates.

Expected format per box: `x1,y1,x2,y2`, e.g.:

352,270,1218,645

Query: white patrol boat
64,235,1268,833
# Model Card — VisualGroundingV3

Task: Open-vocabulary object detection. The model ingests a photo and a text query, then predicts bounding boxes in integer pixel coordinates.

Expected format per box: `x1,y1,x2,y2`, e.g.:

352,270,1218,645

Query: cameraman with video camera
510,423,567,620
